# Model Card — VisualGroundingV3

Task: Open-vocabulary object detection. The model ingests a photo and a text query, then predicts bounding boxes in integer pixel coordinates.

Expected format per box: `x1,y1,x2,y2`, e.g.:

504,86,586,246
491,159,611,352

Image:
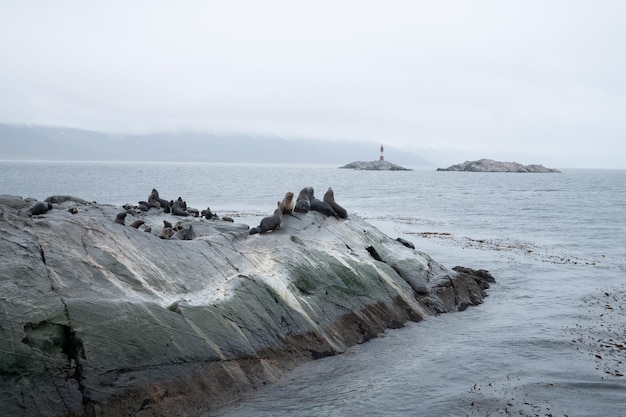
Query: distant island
437,159,561,173
339,160,412,171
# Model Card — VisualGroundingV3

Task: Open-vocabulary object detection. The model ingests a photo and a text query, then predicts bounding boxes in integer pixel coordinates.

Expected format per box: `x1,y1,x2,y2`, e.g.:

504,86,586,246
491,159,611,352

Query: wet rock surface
0,195,493,417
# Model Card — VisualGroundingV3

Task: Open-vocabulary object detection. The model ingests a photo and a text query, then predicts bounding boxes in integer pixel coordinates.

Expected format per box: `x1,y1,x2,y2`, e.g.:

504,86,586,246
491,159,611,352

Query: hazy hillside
0,124,431,166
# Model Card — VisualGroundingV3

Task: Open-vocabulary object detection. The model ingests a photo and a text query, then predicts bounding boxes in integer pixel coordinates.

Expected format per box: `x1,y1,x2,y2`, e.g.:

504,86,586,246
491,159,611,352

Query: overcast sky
1,1,624,168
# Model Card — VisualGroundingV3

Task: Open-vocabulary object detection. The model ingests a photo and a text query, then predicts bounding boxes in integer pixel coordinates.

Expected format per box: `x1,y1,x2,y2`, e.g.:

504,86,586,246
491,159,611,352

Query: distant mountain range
0,123,432,166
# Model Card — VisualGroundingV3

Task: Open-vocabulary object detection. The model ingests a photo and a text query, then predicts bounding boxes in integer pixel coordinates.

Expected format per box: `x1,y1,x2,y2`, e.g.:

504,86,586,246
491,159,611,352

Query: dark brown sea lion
147,194,161,209
171,201,189,217
260,206,282,233
201,207,215,219
323,187,348,219
150,189,170,208
163,220,173,228
29,201,53,216
114,212,127,225
129,220,145,229
294,187,310,213
307,187,338,218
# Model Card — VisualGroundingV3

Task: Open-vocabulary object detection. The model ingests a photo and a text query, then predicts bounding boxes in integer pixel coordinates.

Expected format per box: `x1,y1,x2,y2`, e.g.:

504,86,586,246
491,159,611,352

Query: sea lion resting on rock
171,200,189,217
201,207,215,219
158,227,174,239
150,189,170,208
250,204,283,235
29,201,53,216
279,191,294,215
129,220,145,229
172,225,195,240
44,195,89,205
323,187,348,219
114,212,127,225
307,187,338,218
294,187,310,213
147,194,161,209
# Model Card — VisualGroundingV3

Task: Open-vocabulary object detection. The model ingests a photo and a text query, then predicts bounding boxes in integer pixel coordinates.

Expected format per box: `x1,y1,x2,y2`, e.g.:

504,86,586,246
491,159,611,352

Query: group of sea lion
294,186,348,219
250,187,347,235
114,188,229,240
126,189,209,219
157,220,195,240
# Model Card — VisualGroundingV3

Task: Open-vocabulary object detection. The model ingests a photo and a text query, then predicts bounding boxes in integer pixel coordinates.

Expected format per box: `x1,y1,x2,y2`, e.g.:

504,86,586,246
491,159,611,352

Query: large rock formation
0,195,493,417
437,158,561,172
339,160,412,171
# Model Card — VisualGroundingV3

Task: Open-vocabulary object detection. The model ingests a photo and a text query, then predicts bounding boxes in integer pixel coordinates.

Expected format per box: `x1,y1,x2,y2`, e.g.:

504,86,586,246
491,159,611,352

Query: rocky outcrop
0,195,493,417
340,160,412,171
437,158,561,173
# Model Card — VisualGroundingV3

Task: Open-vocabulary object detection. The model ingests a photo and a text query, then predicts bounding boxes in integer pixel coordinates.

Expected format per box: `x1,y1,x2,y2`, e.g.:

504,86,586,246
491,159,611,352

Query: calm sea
1,161,625,416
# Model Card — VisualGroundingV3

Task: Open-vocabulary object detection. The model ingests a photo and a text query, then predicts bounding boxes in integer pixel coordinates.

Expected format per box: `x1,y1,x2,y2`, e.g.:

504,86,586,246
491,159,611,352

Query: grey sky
1,1,625,168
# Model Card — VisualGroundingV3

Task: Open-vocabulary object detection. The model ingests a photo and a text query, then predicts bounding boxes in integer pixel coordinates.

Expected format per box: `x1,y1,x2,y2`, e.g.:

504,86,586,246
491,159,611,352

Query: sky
1,1,625,168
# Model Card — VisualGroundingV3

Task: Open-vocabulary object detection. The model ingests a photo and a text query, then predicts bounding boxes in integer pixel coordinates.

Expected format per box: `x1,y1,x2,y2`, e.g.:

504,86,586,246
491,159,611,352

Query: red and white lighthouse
379,145,384,161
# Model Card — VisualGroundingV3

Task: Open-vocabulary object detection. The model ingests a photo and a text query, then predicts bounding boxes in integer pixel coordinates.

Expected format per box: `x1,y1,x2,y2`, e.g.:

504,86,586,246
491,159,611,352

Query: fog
1,1,624,168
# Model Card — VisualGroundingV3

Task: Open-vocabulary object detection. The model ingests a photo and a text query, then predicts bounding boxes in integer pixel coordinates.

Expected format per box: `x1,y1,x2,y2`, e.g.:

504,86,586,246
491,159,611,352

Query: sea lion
307,187,338,218
173,221,183,231
222,216,234,222
187,207,199,217
137,202,150,212
201,207,214,219
147,194,161,209
29,201,53,216
68,207,78,214
129,220,145,229
150,189,170,208
294,187,310,213
144,226,152,233
158,227,174,239
255,204,283,234
114,212,127,225
172,225,194,240
171,201,189,217
163,220,173,229
279,191,295,215
45,195,89,205
323,187,348,219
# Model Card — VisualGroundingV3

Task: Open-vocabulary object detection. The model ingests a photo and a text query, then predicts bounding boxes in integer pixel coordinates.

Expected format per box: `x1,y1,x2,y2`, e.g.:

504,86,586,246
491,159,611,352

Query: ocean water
1,161,625,416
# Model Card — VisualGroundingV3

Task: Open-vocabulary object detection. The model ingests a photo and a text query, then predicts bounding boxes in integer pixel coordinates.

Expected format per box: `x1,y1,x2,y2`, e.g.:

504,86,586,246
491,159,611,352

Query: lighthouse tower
379,145,384,161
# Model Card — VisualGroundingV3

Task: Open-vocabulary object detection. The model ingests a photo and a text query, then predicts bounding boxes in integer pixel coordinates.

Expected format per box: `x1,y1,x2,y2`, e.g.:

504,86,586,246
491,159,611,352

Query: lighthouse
379,145,384,161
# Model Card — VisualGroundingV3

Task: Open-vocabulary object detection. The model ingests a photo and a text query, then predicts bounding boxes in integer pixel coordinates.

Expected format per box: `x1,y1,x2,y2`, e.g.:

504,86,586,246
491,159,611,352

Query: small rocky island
437,158,561,173
340,145,412,171
0,191,493,417
340,160,412,171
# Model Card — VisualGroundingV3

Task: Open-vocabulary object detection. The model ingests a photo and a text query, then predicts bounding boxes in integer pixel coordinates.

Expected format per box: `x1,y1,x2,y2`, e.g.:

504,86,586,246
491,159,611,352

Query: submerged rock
437,158,561,173
0,195,493,417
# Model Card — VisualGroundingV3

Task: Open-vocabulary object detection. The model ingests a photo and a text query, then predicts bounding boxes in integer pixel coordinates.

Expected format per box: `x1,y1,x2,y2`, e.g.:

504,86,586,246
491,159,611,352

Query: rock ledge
0,195,493,417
